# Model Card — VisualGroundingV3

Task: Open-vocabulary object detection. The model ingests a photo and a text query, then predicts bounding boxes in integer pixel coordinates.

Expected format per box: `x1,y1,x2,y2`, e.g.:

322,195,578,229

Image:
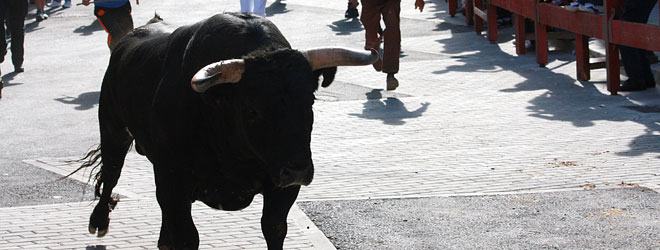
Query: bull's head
190,47,377,188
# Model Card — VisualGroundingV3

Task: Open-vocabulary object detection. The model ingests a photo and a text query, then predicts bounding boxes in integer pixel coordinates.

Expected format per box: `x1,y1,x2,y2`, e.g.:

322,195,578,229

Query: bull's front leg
261,184,301,250
154,165,199,249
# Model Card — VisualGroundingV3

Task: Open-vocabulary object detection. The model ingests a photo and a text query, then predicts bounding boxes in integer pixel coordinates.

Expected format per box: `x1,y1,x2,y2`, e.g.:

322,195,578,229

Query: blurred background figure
240,0,267,16
47,0,73,9
345,0,359,18
82,0,136,50
35,0,48,21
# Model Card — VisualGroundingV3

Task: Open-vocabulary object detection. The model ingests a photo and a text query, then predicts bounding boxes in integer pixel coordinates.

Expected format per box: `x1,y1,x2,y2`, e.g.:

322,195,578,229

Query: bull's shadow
350,89,430,125
327,18,364,36
74,19,103,36
54,91,100,111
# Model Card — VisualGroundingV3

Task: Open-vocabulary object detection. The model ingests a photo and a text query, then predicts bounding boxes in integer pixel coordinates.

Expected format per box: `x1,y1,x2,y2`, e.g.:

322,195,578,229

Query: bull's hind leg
89,115,133,237
261,184,301,250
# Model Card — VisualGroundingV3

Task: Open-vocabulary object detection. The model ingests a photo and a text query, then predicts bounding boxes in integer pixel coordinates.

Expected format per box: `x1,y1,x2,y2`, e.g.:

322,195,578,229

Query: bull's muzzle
276,162,314,188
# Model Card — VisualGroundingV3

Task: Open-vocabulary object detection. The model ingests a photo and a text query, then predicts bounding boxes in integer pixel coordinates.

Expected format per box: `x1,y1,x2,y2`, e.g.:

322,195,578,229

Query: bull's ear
190,59,245,93
313,67,337,89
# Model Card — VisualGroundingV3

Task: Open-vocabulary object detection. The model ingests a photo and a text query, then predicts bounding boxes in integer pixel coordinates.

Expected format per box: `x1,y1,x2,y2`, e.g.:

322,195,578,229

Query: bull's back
99,23,173,151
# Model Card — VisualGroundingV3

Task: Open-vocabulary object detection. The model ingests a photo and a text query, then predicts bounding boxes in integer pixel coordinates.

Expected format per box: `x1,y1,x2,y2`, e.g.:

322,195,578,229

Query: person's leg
0,1,8,64
360,0,384,71
240,0,251,13
7,0,27,72
253,0,267,16
619,0,656,90
35,0,48,21
381,0,401,90
345,0,359,18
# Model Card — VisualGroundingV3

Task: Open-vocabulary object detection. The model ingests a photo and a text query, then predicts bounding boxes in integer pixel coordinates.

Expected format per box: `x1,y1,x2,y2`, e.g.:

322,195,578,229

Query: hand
82,0,91,6
415,0,425,12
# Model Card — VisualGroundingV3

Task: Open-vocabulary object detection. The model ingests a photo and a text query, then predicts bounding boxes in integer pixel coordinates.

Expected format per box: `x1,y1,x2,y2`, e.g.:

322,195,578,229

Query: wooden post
474,0,484,34
465,0,474,25
575,34,590,81
487,4,498,43
449,0,457,17
605,0,620,95
535,21,548,67
514,14,526,55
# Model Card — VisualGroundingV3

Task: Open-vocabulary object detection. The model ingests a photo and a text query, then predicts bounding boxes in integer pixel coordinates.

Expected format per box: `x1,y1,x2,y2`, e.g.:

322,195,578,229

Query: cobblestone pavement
2,0,660,249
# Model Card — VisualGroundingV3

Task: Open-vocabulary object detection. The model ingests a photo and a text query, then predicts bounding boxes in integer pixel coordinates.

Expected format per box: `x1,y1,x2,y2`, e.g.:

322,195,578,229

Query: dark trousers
360,0,401,74
95,2,134,50
618,0,657,84
0,0,28,69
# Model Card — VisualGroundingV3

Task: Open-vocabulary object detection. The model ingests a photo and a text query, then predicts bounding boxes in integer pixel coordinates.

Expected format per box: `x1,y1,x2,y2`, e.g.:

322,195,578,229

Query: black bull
76,13,377,249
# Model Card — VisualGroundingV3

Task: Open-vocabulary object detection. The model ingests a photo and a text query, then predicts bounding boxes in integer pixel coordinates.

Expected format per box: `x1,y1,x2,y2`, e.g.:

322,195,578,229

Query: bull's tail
62,145,104,197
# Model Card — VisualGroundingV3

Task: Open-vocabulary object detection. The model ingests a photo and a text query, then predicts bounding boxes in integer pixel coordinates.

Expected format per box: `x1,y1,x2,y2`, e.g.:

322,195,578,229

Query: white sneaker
62,1,71,8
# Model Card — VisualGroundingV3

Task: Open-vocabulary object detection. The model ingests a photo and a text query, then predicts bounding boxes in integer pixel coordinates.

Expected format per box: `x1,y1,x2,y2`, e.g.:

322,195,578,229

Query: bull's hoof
88,198,118,237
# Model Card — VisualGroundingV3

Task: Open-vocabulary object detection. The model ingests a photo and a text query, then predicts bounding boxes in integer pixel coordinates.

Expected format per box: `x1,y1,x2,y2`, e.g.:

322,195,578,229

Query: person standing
1,0,28,73
240,0,268,17
82,0,136,50
360,0,425,91
618,0,657,91
0,0,28,99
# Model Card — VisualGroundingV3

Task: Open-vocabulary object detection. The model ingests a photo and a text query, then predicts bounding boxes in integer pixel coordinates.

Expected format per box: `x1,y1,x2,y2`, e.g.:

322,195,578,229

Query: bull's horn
190,59,245,93
301,47,379,70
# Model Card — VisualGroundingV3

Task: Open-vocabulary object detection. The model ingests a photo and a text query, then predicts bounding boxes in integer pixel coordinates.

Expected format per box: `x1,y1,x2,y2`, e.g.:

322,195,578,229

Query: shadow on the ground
86,245,106,250
74,19,103,36
54,91,100,110
266,0,290,17
1,72,24,87
430,21,660,157
328,18,363,36
350,89,430,125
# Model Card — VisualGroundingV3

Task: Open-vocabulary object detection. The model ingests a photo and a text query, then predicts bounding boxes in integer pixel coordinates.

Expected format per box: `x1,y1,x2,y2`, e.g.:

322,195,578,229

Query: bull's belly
195,182,262,211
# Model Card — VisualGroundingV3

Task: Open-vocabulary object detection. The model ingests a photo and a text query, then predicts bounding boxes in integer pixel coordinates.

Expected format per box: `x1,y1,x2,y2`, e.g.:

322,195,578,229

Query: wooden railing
462,0,660,95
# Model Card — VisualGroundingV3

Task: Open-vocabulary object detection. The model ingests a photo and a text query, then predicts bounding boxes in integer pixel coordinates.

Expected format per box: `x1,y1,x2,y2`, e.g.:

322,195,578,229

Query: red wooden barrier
489,0,536,54
447,0,474,25
469,0,660,95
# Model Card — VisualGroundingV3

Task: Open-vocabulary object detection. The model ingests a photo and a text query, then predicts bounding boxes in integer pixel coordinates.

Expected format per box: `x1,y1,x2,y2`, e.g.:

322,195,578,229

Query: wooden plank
538,3,605,39
490,0,536,18
611,21,660,51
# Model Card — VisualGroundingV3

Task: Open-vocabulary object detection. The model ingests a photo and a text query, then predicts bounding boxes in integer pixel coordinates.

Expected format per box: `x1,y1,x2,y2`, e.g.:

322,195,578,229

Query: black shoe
619,80,647,92
345,5,359,18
